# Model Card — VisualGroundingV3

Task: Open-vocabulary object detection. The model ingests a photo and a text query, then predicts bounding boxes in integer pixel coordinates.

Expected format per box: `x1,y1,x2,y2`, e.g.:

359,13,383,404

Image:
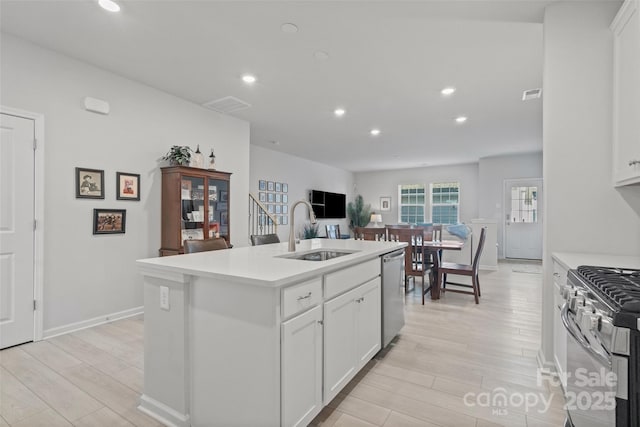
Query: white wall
541,2,640,366
354,163,480,226
478,152,543,258
1,34,250,334
249,145,355,242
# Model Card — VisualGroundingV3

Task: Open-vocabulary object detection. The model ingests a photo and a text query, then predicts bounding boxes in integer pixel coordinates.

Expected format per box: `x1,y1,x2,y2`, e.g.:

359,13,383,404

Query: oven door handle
561,303,611,368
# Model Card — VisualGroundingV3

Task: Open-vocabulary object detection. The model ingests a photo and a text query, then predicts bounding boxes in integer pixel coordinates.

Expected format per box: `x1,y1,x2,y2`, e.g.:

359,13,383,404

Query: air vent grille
203,96,251,114
522,88,542,101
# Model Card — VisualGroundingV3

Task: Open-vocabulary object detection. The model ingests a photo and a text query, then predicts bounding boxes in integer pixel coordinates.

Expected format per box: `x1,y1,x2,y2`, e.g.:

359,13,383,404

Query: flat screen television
309,190,346,219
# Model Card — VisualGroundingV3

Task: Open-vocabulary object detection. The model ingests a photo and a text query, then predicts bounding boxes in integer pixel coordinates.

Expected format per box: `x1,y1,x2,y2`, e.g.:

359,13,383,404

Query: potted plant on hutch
161,145,192,166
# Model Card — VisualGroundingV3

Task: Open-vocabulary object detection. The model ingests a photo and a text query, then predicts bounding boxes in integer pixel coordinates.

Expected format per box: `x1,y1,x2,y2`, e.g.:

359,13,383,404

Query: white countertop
552,252,640,271
137,238,407,287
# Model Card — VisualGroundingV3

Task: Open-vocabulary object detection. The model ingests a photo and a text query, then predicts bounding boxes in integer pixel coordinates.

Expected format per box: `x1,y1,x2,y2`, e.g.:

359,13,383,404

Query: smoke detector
203,96,251,114
522,88,542,101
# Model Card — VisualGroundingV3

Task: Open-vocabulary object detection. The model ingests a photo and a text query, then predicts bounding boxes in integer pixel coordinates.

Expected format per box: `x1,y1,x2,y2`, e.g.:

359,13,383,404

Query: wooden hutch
160,166,231,256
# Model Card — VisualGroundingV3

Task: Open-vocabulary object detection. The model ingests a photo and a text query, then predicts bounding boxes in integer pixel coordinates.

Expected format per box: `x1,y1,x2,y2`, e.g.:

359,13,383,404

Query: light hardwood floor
0,261,565,426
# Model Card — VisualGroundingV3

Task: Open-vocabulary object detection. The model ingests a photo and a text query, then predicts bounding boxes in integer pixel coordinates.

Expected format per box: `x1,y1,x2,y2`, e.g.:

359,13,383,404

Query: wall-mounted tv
309,190,346,219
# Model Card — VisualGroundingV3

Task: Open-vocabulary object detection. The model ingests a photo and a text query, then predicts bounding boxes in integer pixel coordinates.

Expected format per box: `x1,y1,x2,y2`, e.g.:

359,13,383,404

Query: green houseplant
347,195,372,230
302,223,320,239
162,145,192,166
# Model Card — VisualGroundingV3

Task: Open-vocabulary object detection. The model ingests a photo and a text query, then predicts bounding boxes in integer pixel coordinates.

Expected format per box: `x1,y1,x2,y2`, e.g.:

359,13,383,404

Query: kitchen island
136,238,406,427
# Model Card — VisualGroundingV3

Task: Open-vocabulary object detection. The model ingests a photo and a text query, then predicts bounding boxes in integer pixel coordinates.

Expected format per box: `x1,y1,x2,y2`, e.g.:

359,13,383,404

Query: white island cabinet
136,238,405,427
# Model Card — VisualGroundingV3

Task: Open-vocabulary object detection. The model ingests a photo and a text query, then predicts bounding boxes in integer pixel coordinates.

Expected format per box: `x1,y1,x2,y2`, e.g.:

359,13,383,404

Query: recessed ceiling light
98,0,120,12
281,23,298,33
314,50,330,61
334,108,346,117
370,129,381,136
455,116,468,124
242,74,256,84
441,87,456,96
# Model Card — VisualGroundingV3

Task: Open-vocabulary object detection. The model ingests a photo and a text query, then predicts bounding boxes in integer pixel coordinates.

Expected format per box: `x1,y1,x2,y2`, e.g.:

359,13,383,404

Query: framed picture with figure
76,167,104,199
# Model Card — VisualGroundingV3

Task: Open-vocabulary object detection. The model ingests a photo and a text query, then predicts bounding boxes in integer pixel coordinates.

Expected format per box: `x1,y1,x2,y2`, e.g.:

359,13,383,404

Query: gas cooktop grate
577,265,640,310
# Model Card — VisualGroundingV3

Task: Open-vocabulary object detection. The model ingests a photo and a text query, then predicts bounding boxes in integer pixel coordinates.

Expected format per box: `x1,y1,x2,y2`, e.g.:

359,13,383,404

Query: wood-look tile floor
0,261,565,427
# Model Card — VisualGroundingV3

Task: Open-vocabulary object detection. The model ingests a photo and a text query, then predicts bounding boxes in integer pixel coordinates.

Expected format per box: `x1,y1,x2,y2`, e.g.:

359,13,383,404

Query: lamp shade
370,214,382,224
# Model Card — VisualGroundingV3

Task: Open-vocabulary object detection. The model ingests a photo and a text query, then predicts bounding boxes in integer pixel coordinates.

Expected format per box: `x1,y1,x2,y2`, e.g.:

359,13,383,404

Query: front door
504,178,543,260
1,113,35,348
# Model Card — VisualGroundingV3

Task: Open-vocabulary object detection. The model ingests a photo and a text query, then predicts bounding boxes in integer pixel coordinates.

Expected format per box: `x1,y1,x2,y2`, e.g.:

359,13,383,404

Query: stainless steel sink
278,250,358,261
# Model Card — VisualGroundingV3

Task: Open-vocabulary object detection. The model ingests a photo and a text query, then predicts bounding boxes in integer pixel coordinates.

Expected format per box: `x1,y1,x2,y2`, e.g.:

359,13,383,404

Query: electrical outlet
160,286,170,310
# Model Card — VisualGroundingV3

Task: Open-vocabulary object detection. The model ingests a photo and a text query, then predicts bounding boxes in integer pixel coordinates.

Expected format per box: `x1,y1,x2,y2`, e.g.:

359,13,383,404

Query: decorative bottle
191,145,205,168
209,148,216,170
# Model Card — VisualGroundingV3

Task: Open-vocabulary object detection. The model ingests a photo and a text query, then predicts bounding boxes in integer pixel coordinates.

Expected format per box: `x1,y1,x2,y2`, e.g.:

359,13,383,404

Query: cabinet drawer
324,258,380,300
282,278,322,319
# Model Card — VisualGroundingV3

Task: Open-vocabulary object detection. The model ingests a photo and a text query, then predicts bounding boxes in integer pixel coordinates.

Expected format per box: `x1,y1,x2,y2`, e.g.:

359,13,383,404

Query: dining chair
439,227,487,304
250,233,280,246
387,227,431,304
183,237,228,254
354,227,386,241
325,224,341,239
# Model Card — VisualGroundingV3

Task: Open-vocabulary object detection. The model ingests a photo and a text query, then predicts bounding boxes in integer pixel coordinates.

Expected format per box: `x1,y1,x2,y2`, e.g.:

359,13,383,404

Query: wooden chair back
325,224,341,239
250,233,280,246
422,224,443,241
183,237,228,254
354,227,386,241
472,227,487,271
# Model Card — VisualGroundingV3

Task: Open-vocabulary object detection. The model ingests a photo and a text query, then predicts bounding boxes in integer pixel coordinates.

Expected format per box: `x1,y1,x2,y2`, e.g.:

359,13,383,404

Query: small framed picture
267,181,275,191
275,193,281,203
380,196,392,212
220,191,228,202
259,192,266,202
116,172,140,201
259,180,266,191
275,182,282,192
282,183,288,193
275,205,281,214
76,167,104,199
282,205,288,214
282,194,288,204
268,193,275,203
93,209,126,234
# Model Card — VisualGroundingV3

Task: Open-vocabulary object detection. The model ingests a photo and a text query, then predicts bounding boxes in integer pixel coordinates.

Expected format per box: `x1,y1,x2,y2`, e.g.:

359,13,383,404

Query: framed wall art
116,172,140,201
76,167,104,199
380,196,392,212
93,209,126,234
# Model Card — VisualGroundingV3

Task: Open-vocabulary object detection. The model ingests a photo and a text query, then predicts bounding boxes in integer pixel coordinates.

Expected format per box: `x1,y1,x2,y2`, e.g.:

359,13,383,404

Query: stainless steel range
562,266,640,427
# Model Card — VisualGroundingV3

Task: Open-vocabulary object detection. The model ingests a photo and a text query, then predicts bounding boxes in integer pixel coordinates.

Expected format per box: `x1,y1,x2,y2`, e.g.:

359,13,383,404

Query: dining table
421,239,465,299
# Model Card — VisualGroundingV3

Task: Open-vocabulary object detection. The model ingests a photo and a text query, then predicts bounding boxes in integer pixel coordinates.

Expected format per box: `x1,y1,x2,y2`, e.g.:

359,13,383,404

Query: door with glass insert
504,178,543,259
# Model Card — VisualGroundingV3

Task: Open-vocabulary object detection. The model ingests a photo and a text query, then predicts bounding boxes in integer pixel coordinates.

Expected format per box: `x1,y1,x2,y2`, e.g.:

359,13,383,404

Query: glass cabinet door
181,176,205,242
209,178,229,240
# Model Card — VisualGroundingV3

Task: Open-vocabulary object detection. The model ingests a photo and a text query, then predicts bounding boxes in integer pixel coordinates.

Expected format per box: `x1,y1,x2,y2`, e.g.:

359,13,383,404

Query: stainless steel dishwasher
381,249,405,347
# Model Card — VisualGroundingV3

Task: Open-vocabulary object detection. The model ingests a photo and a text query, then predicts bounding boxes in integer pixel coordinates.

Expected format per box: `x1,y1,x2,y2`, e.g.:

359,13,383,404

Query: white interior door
1,113,35,349
504,178,543,260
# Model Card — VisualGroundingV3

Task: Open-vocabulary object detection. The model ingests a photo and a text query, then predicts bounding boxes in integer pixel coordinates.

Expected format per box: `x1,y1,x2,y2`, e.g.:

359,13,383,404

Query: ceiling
1,0,550,172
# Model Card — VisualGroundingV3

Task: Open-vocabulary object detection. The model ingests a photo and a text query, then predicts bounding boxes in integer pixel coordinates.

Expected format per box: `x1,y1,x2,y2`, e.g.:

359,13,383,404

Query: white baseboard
536,347,556,373
42,306,144,340
139,394,190,427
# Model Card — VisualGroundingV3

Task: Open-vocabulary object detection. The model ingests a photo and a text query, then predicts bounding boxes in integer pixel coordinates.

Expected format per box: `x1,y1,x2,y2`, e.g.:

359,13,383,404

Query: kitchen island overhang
136,238,407,427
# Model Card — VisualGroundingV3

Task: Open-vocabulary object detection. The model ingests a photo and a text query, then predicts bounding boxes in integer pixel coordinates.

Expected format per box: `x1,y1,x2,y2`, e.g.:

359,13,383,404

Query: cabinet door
612,0,640,185
323,286,358,405
282,305,322,427
355,277,381,370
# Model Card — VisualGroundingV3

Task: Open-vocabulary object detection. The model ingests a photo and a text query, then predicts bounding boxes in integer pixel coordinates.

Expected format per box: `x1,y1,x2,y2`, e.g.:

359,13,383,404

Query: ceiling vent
522,88,542,101
203,96,251,114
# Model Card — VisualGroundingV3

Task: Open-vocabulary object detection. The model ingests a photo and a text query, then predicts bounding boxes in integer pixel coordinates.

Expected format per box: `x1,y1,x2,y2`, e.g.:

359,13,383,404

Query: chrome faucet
289,200,317,252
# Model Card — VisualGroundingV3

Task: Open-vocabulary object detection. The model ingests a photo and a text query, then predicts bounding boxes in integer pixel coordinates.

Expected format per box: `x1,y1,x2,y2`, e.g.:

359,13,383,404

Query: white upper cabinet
612,0,640,186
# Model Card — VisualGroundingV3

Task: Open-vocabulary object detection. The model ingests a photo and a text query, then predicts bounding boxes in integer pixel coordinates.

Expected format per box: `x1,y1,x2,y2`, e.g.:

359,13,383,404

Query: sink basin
278,250,359,261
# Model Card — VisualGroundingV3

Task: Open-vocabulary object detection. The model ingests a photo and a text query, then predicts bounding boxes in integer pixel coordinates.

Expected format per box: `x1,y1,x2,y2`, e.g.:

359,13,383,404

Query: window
430,182,460,225
509,186,538,223
398,184,425,224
